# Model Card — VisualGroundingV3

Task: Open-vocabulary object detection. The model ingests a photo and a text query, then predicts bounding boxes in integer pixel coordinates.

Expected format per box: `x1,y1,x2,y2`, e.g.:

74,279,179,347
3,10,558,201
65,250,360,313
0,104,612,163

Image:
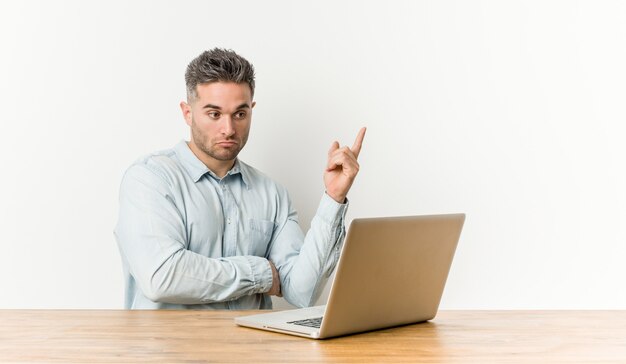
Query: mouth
216,141,238,148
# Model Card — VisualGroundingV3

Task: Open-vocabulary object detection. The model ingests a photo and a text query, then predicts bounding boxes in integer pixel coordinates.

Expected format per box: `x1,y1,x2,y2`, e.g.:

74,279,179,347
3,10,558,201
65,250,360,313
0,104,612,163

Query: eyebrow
202,103,250,110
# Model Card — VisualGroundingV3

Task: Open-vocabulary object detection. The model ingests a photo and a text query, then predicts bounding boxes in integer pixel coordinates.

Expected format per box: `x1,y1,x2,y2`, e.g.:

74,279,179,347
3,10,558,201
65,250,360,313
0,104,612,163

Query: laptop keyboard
287,317,323,328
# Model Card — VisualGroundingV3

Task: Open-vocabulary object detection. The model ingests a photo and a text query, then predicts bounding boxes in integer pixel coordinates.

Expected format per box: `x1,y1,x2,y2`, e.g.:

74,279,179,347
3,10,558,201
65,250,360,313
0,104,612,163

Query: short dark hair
185,48,256,102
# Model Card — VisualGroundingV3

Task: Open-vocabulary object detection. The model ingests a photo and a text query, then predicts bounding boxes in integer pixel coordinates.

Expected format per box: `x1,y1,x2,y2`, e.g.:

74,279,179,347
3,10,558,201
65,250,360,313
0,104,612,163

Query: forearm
136,248,273,305
279,193,348,307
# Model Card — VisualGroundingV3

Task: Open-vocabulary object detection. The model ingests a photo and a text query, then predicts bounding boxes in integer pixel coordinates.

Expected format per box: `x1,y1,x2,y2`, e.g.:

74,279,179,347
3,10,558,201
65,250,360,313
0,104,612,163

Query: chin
213,151,240,161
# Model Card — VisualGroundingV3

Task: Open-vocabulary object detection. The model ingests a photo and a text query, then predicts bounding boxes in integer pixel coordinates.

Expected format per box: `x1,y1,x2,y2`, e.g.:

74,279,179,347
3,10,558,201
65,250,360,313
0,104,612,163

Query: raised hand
324,127,366,203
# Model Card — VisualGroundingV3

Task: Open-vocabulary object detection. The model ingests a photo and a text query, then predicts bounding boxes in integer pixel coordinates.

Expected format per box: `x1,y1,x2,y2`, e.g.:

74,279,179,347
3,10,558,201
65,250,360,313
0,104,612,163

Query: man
115,48,366,309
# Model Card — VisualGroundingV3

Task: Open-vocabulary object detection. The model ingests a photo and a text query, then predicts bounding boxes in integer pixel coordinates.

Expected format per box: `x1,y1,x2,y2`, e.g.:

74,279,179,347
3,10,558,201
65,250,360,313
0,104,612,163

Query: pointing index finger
351,127,367,158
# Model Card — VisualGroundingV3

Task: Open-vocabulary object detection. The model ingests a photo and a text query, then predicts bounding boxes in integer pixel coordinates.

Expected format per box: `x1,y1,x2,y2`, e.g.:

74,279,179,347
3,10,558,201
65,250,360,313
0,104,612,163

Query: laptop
235,213,465,339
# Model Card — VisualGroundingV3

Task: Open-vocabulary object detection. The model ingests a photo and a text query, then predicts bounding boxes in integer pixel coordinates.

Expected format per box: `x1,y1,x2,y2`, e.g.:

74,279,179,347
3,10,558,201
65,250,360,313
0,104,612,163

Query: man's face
182,82,255,164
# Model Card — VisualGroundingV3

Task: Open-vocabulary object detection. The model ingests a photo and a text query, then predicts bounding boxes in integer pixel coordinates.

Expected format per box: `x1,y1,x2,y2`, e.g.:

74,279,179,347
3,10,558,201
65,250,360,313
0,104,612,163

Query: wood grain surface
1,310,625,363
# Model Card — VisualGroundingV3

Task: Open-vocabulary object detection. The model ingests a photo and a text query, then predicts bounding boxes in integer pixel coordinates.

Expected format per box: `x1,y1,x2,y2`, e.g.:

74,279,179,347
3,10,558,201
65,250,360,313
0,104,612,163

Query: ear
180,101,193,127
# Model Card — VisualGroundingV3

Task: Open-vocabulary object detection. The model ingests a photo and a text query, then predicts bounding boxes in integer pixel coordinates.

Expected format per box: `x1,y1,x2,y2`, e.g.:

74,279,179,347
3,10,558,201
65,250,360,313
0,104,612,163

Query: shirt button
227,218,231,224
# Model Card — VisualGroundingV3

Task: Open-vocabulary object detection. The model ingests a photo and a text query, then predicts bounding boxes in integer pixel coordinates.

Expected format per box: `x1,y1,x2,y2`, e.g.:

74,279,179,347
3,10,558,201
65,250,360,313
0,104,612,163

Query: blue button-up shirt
114,140,348,309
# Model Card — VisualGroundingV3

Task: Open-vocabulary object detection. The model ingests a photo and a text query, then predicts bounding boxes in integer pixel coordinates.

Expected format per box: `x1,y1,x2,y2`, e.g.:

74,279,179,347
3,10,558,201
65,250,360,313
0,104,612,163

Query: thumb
328,141,340,156
326,141,340,171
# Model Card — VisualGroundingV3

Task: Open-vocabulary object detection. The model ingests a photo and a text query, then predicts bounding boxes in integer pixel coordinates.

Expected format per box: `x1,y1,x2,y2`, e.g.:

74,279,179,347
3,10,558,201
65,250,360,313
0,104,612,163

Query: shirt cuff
316,192,349,225
245,256,273,294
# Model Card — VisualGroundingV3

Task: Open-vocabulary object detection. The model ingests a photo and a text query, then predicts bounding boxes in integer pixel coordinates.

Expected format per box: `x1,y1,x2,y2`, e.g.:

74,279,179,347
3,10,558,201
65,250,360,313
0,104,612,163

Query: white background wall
1,0,624,309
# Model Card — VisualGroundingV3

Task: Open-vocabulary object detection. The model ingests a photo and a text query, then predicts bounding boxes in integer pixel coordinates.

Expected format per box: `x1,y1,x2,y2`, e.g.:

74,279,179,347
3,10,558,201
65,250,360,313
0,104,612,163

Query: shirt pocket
247,218,275,256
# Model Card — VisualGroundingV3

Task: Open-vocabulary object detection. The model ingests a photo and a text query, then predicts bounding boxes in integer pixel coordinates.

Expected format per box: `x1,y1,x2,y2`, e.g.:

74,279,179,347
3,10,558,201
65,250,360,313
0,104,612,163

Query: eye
234,111,247,120
207,111,221,119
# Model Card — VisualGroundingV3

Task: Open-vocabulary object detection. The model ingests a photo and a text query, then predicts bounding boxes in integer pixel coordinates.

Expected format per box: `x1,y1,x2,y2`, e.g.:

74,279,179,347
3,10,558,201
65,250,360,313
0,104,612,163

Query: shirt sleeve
114,163,273,305
267,191,348,308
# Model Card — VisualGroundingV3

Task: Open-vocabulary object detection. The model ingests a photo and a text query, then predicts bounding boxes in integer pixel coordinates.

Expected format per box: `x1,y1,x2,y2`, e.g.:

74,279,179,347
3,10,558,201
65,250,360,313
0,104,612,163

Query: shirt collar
174,140,251,189
225,159,252,189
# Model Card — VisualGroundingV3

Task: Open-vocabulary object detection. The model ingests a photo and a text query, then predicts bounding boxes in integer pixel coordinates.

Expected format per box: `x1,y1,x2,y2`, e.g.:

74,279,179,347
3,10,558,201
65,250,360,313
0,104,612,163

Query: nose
220,116,235,137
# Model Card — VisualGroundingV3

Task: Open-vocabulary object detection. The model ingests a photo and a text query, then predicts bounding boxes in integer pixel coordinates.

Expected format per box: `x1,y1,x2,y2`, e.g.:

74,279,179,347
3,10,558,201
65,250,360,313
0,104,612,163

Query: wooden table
1,310,625,363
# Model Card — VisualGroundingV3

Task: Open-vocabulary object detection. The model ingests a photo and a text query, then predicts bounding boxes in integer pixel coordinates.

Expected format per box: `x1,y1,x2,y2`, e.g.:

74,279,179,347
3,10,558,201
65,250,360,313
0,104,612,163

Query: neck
186,141,235,178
